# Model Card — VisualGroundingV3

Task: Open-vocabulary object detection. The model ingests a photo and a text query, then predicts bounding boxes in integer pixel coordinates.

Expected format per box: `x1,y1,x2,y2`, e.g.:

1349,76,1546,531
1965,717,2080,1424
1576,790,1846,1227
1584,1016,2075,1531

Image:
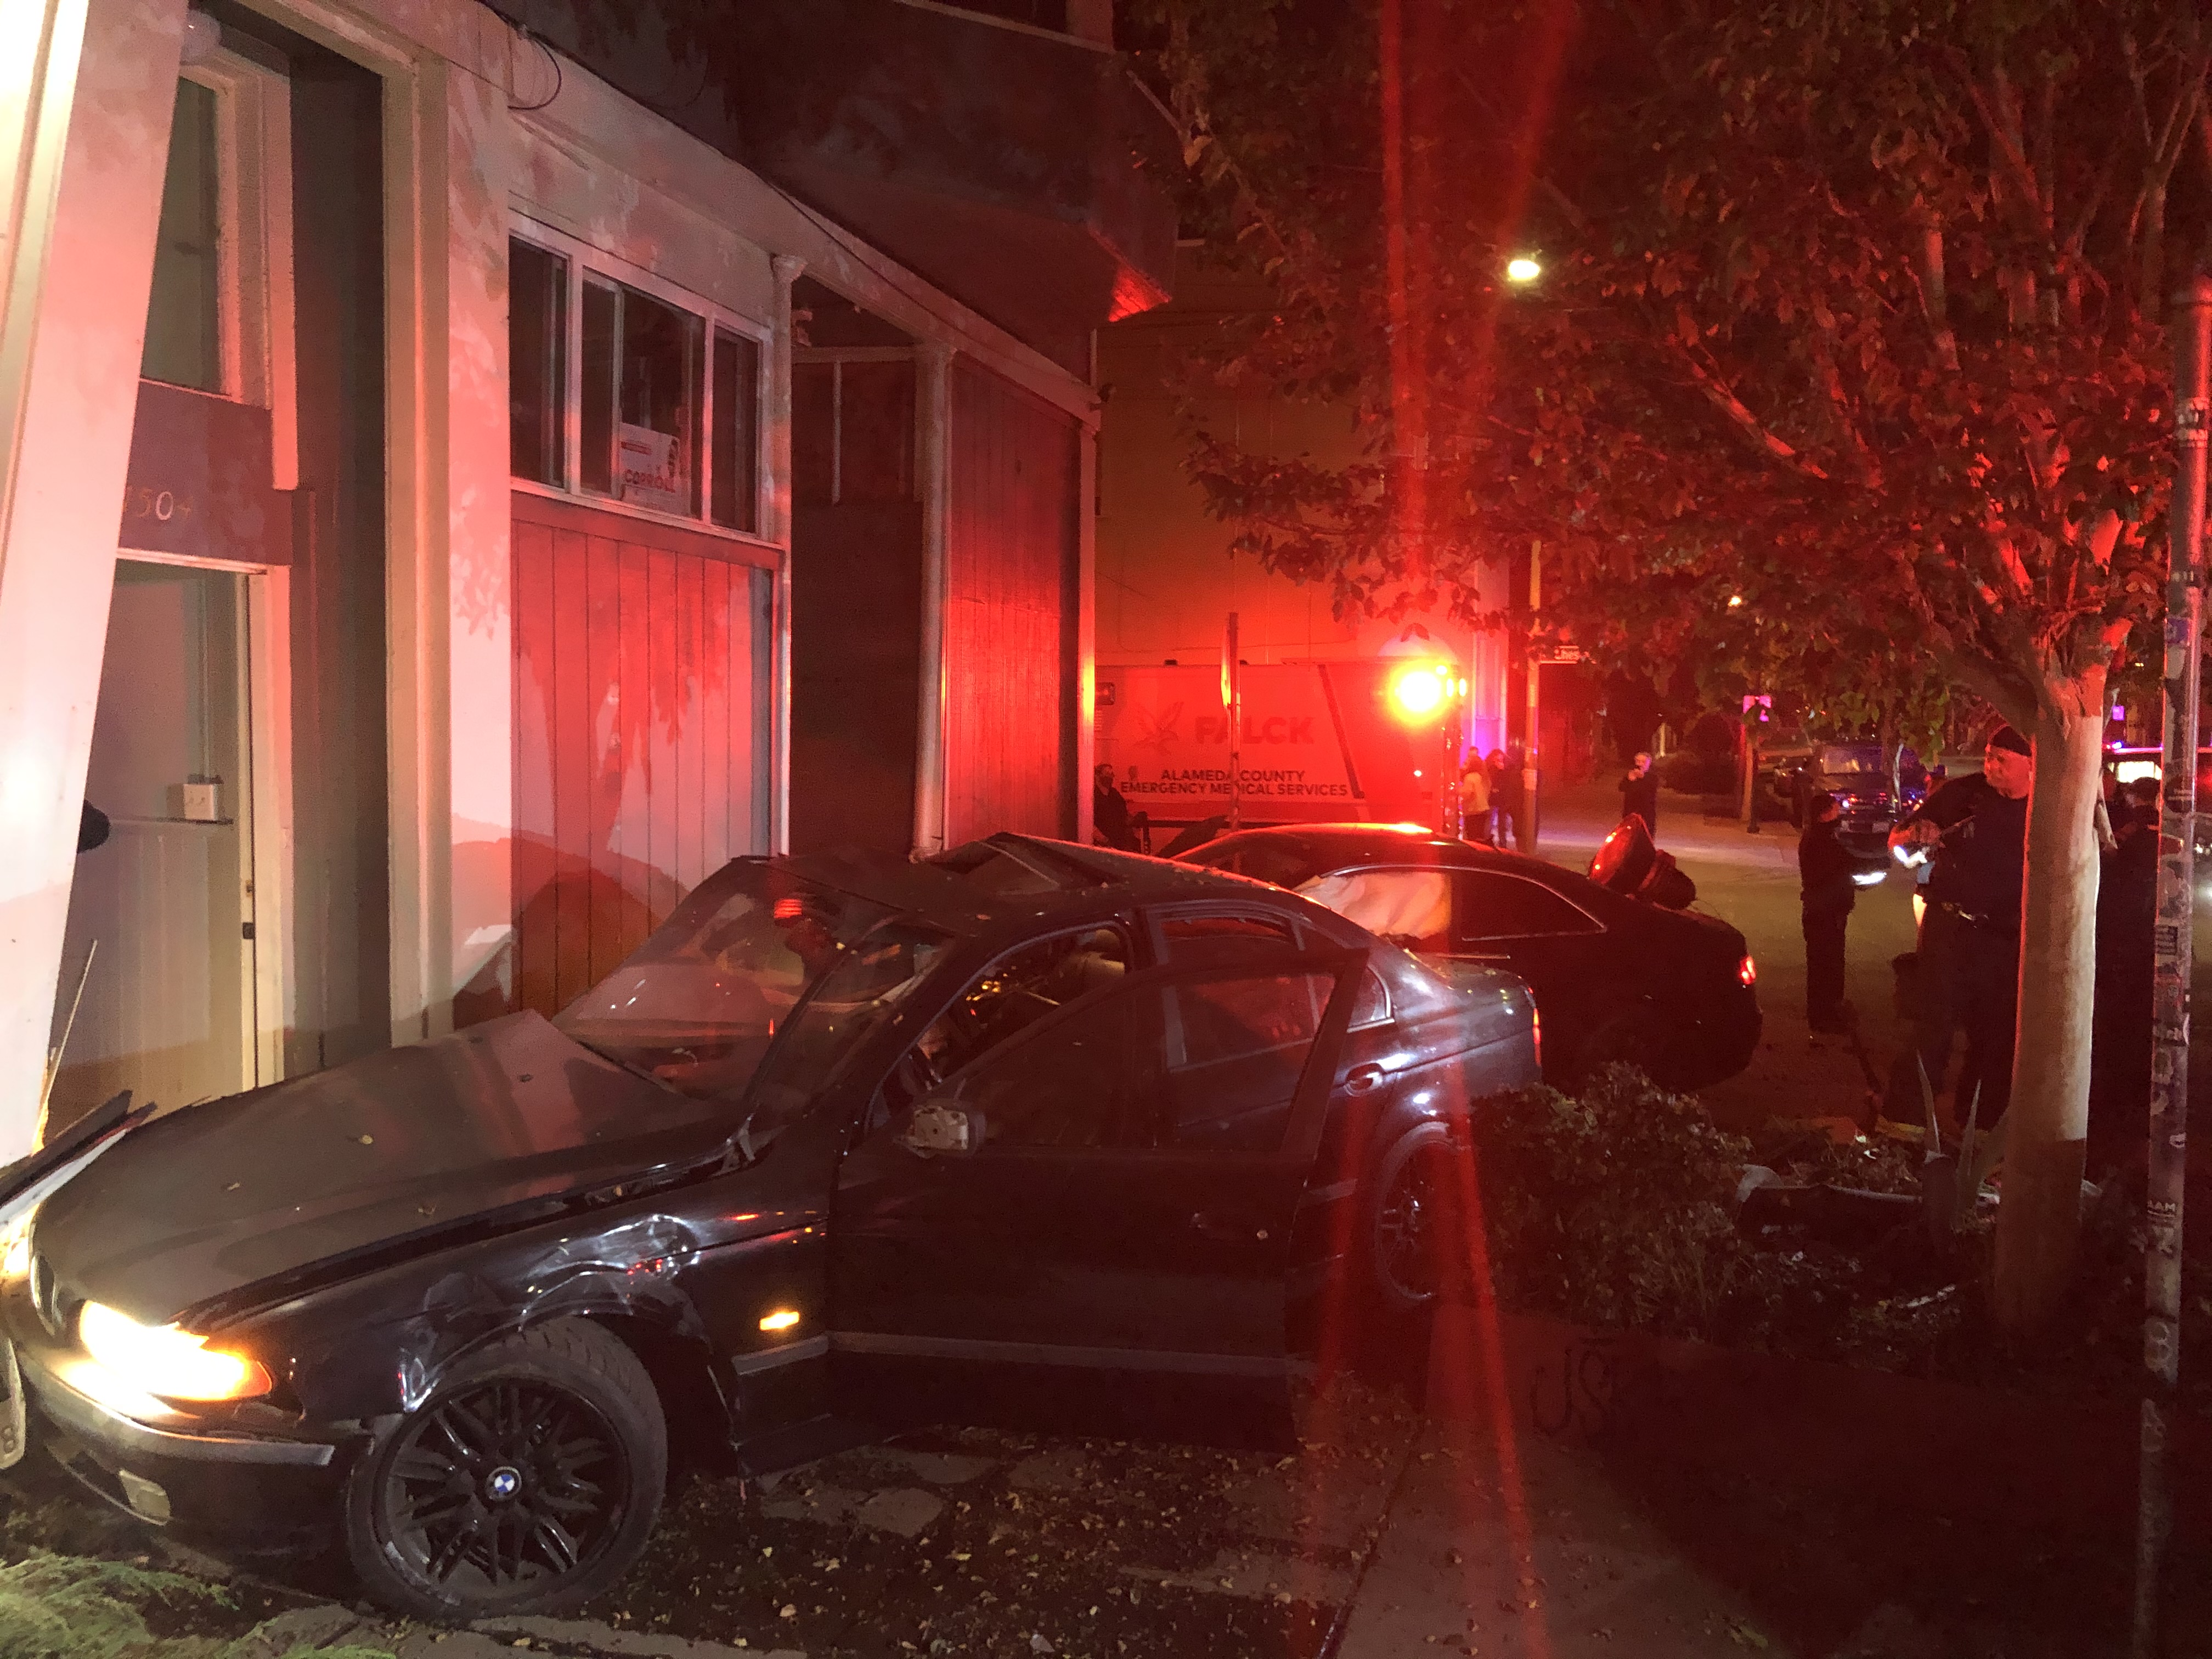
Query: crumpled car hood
33,1012,736,1322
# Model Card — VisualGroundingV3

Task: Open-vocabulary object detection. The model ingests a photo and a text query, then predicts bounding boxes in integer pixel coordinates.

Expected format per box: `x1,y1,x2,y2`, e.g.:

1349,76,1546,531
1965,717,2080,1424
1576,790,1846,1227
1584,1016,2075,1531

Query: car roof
776,833,1285,938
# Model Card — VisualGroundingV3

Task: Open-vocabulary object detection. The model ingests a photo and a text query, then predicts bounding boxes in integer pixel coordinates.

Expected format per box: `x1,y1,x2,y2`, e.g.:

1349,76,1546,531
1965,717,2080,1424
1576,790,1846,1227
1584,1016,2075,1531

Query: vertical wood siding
944,360,1080,844
511,493,772,1015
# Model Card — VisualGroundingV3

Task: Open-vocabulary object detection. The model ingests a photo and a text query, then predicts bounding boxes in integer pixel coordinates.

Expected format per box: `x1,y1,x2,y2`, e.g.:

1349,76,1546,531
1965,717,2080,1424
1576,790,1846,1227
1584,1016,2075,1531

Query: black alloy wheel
1369,1126,1459,1312
346,1319,665,1620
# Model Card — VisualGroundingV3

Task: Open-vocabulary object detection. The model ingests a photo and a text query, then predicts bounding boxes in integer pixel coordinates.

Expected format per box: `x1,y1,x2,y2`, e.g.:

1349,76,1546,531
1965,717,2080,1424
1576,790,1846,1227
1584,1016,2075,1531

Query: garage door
511,492,774,1016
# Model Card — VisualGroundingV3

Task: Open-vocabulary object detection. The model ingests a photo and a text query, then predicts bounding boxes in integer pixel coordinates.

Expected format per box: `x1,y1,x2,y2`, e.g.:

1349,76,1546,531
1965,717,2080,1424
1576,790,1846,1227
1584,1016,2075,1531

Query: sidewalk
1336,1308,2212,1659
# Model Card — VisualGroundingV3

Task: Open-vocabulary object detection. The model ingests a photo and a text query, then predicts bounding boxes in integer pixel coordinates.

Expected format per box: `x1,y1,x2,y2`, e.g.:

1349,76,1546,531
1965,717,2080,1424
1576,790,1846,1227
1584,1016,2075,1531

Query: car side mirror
899,1097,986,1157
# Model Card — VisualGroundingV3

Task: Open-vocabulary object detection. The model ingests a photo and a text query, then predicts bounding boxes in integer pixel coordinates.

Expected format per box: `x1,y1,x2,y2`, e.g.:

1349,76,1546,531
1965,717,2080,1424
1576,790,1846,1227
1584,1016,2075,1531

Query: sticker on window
619,423,687,514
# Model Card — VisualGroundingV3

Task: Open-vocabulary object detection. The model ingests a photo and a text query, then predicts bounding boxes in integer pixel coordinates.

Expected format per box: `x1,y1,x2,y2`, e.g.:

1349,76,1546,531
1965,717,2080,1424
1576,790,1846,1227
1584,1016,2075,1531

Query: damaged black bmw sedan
0,836,1536,1621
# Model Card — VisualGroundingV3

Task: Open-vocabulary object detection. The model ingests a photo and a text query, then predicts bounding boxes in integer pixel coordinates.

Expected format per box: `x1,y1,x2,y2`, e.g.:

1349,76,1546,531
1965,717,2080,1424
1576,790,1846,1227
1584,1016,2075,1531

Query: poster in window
618,422,687,514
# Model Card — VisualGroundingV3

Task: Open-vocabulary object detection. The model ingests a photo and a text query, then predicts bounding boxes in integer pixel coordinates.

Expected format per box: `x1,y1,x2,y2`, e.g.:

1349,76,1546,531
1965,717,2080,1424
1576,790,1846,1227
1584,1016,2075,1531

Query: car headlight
78,1302,272,1402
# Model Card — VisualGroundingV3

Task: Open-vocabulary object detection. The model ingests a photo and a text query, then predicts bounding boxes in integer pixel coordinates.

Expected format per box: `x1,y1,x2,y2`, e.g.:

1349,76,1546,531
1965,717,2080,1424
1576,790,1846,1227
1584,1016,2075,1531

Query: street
1537,777,2212,1141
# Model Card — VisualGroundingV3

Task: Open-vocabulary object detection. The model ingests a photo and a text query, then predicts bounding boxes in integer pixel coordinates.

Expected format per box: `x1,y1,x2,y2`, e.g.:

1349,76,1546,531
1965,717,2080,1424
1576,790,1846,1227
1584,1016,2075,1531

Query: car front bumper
2,1276,352,1551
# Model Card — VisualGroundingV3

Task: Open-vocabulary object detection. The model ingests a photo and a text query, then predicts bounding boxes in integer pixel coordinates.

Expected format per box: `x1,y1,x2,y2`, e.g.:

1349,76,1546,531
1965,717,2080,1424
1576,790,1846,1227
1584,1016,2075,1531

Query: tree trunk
1993,686,2104,1332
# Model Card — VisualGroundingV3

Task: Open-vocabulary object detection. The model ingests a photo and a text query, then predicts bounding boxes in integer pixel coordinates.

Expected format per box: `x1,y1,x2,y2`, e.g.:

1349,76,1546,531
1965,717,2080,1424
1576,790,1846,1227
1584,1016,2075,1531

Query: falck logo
1125,701,1184,755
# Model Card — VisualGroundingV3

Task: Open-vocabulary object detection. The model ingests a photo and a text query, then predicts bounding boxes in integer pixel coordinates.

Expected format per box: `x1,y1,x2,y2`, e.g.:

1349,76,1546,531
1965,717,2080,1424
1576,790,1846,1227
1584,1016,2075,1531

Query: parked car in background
1780,746,1925,882
1174,824,1760,1091
0,836,1536,1621
1771,743,1928,836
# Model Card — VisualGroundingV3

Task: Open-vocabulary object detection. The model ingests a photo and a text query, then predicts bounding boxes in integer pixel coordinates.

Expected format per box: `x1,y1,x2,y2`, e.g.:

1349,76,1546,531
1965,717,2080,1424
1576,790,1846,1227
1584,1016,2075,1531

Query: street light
1504,256,1542,284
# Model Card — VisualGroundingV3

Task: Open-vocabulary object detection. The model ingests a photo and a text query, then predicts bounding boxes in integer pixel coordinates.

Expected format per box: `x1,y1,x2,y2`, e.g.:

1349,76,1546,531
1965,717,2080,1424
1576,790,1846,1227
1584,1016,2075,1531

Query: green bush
1468,1068,1768,1339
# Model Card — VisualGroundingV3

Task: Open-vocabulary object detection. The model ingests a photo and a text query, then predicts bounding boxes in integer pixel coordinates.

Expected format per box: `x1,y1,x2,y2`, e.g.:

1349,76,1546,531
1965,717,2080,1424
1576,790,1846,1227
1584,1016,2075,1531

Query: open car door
830,950,1363,1418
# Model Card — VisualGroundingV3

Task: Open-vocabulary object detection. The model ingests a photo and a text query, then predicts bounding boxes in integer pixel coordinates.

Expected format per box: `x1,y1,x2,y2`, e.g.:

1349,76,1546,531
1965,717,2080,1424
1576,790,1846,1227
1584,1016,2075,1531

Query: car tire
1367,1125,1463,1314
342,1317,667,1622
1571,1005,1666,1090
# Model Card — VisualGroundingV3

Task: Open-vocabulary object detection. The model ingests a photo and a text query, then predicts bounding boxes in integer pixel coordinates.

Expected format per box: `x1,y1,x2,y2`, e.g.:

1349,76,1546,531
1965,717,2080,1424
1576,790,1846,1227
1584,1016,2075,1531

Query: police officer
1887,724,2032,1131
1798,790,1857,1032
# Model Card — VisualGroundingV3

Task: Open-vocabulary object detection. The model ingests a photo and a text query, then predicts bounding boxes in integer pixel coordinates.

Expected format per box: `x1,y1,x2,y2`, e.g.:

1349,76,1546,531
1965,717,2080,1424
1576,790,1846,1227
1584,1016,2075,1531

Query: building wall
944,359,1082,843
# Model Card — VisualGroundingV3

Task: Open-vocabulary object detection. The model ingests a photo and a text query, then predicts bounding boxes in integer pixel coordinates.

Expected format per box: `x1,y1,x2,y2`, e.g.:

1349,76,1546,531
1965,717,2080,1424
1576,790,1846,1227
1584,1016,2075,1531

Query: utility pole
1522,543,1541,853
1224,612,1243,832
2136,270,2211,1659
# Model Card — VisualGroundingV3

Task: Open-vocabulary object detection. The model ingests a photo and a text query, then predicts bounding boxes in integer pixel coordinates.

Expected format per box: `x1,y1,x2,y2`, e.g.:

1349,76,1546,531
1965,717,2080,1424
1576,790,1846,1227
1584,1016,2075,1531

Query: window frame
1145,902,1311,967
928,951,1361,1160
1452,869,1607,947
507,216,774,549
144,53,297,481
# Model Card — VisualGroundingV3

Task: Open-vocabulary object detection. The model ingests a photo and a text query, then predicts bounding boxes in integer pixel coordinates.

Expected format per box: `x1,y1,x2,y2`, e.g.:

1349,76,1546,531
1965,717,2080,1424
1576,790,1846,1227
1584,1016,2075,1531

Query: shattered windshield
554,864,906,1109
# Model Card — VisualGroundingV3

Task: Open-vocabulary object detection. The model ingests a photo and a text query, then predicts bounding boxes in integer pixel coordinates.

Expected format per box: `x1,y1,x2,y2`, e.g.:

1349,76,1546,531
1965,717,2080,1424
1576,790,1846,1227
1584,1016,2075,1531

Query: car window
1158,912,1301,966
1294,868,1450,953
952,968,1336,1154
1234,842,1320,889
743,921,952,1137
1350,968,1391,1029
876,928,1132,1119
1454,871,1602,944
554,865,895,1106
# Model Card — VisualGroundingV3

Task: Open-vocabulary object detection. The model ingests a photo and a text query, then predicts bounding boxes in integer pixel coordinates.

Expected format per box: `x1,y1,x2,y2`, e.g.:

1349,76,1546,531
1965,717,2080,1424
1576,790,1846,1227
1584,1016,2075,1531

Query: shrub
0,1555,222,1659
1466,1068,1768,1339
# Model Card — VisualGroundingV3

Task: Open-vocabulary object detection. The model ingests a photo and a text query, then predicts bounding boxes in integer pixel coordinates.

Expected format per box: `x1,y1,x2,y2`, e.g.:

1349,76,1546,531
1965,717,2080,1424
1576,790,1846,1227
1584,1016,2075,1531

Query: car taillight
1531,1005,1542,1064
1738,955,1757,987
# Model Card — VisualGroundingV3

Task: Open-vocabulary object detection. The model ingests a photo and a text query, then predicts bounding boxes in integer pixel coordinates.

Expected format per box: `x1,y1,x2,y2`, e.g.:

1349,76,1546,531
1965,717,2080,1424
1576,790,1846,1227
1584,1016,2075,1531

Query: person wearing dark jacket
1618,751,1660,835
1092,764,1138,851
1887,724,2032,1130
1799,790,1857,1032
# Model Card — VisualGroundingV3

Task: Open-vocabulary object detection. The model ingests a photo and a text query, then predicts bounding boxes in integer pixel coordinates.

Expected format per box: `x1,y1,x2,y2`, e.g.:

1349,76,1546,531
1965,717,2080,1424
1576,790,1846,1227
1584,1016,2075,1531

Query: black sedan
1782,744,1923,867
0,835,1535,1621
1175,824,1760,1090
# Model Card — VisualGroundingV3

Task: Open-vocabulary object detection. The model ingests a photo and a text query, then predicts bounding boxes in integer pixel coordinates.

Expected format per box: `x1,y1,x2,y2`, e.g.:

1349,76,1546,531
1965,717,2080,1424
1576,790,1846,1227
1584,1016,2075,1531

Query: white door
46,560,257,1130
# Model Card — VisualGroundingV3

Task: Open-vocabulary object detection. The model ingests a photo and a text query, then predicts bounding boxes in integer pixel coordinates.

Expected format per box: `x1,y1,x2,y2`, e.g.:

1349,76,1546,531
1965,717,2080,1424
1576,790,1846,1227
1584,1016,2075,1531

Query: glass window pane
617,285,703,515
580,279,617,495
1455,872,1600,943
142,80,222,393
1159,913,1300,967
949,967,1329,1153
508,239,567,486
1296,868,1451,952
711,328,761,532
893,928,1130,1108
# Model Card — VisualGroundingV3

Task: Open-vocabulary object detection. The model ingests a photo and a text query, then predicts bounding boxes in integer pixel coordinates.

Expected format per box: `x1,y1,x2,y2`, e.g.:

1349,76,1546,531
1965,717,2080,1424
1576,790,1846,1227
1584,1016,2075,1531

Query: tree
1134,0,2211,1329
